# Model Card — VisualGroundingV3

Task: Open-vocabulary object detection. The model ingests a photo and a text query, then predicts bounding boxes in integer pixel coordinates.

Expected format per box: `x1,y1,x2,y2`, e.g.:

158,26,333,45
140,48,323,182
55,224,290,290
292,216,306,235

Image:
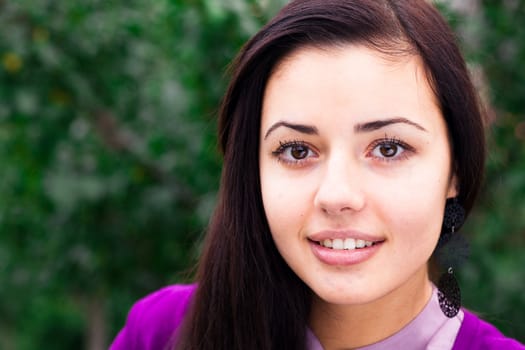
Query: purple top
110,284,524,350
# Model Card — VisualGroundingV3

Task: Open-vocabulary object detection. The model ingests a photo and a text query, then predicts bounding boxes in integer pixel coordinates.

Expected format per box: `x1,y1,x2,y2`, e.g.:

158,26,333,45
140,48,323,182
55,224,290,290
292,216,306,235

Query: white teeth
320,238,375,250
343,238,356,250
332,239,344,250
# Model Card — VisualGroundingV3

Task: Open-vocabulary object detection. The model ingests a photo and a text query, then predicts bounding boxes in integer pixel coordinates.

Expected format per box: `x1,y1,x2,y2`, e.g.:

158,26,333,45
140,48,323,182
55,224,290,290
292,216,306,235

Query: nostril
321,205,356,216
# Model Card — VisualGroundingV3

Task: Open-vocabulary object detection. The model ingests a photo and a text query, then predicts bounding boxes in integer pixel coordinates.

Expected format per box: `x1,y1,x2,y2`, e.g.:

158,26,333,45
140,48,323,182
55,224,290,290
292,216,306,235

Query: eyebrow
264,121,319,139
354,117,428,133
263,117,427,140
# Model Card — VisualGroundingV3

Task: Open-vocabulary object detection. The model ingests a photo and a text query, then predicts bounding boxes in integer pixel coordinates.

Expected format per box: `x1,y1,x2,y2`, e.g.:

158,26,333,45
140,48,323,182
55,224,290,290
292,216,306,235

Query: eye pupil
291,145,308,159
380,144,397,157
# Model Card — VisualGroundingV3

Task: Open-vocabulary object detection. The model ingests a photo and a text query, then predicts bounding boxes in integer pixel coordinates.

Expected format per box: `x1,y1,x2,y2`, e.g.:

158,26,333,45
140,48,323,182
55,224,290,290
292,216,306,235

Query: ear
446,173,459,198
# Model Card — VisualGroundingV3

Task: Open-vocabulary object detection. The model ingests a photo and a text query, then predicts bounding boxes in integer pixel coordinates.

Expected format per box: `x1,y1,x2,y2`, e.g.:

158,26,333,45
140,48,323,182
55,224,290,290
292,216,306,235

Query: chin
311,284,379,306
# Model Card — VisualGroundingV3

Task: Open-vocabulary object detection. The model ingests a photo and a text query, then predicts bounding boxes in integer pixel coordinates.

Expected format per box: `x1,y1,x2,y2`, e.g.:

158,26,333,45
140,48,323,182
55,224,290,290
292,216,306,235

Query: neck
309,268,433,350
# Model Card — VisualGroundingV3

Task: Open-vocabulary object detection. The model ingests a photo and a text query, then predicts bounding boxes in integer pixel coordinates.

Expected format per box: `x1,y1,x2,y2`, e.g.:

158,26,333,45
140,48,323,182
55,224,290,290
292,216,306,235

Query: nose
313,155,365,215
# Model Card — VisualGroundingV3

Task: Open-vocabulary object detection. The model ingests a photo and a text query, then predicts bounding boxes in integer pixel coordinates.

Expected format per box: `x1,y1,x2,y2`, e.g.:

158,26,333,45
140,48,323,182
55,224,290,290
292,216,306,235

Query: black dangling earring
435,198,468,318
438,267,461,318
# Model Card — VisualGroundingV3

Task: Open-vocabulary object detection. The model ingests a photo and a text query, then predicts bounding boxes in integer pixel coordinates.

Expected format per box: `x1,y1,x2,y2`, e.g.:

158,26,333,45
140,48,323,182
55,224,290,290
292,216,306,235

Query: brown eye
369,137,413,162
379,143,398,157
273,141,317,166
291,145,309,159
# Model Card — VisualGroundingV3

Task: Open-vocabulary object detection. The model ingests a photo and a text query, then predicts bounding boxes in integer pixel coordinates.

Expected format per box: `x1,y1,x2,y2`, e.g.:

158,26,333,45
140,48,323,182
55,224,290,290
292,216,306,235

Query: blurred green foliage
455,0,525,341
0,0,523,349
0,0,286,348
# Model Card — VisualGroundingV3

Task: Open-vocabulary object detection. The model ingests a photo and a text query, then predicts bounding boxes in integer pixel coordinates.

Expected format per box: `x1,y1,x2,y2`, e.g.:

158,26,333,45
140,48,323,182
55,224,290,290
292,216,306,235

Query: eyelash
271,136,415,166
366,136,415,162
272,140,317,166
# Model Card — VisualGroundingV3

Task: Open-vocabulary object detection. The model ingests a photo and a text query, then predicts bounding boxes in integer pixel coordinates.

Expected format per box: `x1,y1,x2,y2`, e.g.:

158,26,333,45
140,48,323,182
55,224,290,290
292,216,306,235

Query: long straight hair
175,1,486,349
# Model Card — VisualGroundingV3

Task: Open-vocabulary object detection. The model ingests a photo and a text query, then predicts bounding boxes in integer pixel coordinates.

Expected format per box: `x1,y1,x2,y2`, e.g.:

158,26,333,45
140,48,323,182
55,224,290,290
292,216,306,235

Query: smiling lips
308,231,384,265
319,238,375,250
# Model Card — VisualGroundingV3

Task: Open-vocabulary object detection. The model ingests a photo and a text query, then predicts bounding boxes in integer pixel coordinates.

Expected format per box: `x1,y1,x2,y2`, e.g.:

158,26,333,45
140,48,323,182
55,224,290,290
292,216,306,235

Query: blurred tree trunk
86,296,107,350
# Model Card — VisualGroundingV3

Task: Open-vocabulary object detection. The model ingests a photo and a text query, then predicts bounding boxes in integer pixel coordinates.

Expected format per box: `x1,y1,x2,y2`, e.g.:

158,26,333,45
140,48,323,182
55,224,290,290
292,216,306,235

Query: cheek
392,206,444,244
372,170,447,249
371,156,449,213
262,180,305,232
260,166,314,240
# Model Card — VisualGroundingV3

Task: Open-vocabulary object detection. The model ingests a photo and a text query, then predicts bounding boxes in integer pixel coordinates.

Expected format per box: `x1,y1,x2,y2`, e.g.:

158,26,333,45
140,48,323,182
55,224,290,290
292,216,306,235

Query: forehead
261,44,445,136
270,43,428,89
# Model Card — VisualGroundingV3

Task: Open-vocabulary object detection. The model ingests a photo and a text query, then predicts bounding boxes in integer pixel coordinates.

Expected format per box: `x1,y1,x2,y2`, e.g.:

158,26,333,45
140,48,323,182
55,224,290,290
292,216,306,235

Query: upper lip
308,230,385,243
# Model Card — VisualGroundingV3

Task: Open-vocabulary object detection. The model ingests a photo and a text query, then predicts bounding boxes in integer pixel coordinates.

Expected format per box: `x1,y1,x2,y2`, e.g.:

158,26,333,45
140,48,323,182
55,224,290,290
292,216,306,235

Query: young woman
111,1,524,349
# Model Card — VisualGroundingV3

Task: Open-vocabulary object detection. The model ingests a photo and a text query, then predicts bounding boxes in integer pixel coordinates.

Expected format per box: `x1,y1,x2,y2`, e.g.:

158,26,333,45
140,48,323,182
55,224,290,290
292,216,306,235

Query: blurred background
0,0,523,349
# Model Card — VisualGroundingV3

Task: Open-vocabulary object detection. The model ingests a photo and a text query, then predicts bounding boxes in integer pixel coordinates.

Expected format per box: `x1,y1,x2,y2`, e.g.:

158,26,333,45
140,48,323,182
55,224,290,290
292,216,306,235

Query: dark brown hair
176,1,485,349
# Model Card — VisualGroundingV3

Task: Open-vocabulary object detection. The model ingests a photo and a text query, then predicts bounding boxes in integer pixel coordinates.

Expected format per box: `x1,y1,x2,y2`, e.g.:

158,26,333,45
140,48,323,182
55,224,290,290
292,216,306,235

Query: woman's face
259,45,457,305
